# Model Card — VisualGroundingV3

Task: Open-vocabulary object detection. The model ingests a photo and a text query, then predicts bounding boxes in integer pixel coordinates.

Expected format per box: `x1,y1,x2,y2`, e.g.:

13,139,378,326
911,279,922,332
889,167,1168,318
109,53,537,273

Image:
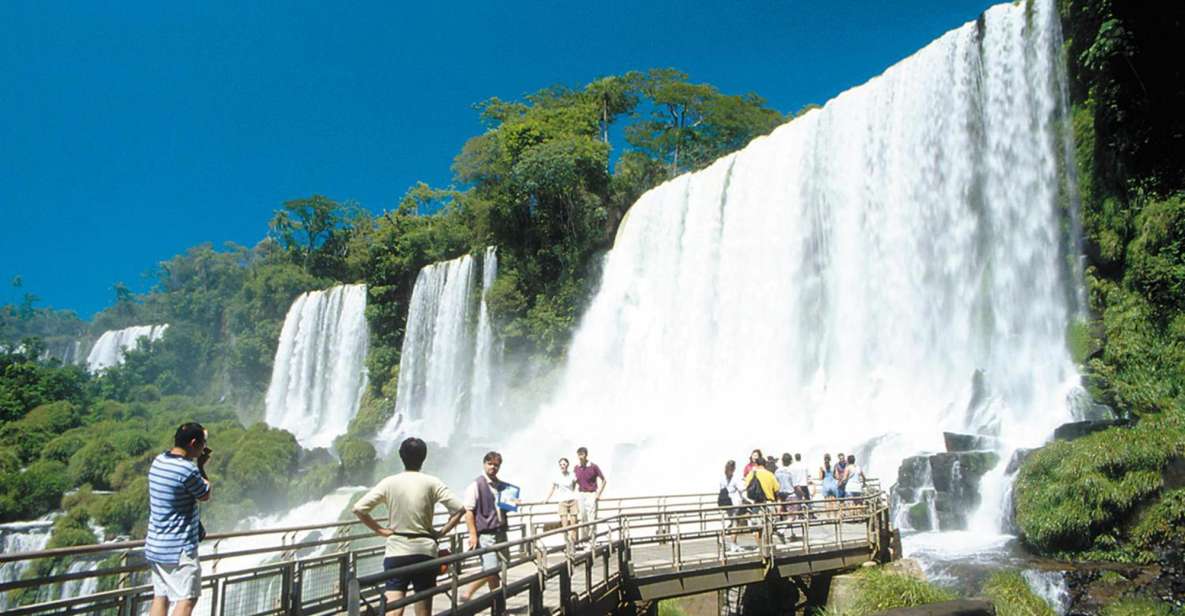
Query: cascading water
508,0,1080,537
469,247,502,436
85,324,169,372
378,249,501,449
264,284,369,450
0,516,54,611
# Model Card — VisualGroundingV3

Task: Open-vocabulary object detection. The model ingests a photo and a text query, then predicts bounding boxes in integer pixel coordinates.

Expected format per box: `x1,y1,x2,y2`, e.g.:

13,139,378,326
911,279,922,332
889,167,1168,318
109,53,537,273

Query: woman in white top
544,457,579,541
719,460,745,550
844,455,865,498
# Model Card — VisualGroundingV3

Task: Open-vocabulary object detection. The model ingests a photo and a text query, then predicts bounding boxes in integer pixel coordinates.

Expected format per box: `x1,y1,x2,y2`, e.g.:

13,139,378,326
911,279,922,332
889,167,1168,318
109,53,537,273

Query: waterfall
469,247,502,435
377,249,502,449
509,0,1080,528
264,284,369,450
382,255,476,447
0,516,54,611
85,324,169,372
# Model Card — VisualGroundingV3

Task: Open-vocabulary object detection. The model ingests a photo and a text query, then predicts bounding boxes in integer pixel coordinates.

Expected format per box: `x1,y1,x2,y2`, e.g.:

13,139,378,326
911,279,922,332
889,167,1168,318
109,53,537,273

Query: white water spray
508,0,1080,534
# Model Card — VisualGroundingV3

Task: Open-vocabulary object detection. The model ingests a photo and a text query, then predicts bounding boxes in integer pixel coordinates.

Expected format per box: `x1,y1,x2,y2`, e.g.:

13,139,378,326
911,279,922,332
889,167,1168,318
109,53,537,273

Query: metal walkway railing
0,482,892,615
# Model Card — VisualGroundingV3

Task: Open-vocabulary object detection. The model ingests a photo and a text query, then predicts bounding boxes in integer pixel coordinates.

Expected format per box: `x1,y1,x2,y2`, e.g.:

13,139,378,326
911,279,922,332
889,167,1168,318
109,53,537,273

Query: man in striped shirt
146,422,212,616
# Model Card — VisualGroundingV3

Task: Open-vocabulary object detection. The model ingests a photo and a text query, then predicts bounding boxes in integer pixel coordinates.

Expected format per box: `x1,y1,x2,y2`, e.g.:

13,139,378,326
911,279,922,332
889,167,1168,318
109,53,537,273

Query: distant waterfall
0,516,54,611
511,0,1080,525
264,284,369,450
469,247,502,434
379,249,500,448
85,325,169,372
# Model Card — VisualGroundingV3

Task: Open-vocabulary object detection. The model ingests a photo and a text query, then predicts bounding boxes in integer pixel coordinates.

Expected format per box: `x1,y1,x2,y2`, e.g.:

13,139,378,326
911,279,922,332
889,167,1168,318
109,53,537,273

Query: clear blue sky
1,1,991,318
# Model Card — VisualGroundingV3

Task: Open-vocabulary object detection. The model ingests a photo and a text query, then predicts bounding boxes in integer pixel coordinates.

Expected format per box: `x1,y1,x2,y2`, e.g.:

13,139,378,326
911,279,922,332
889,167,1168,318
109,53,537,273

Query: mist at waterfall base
486,0,1081,595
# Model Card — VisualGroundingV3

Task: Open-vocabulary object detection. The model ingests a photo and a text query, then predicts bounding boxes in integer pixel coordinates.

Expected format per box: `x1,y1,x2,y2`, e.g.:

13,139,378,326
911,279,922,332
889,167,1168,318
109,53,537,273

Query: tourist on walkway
543,457,579,544
146,422,211,616
574,446,606,543
719,459,744,550
790,453,811,506
461,451,516,604
845,455,866,503
742,449,764,477
775,453,795,510
819,454,839,512
743,458,779,549
352,437,465,616
835,452,849,499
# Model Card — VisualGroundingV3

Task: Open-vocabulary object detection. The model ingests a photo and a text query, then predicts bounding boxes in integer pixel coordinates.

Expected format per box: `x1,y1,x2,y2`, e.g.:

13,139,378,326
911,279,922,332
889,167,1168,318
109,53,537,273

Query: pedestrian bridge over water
0,484,897,615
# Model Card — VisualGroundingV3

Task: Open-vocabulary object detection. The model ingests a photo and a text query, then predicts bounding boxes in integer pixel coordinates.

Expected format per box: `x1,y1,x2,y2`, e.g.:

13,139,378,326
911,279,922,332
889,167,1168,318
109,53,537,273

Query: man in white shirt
353,437,465,616
789,452,812,509
543,457,579,543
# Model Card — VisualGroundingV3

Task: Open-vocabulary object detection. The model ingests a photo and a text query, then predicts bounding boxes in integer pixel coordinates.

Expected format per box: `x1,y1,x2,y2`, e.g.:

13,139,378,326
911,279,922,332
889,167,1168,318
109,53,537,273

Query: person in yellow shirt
743,460,779,550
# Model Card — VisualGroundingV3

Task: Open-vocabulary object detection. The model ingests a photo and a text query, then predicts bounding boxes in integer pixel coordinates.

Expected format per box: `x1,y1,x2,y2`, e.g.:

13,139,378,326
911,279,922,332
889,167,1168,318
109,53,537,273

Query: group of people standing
718,449,866,549
352,439,607,616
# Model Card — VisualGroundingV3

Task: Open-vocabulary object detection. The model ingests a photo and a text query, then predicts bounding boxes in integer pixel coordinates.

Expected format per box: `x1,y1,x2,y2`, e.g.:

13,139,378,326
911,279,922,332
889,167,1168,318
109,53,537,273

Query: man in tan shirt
353,437,465,616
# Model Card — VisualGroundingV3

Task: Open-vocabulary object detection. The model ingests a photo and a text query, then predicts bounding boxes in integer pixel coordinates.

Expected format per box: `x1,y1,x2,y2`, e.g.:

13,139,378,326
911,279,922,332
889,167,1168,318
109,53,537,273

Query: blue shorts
822,484,839,498
382,554,436,592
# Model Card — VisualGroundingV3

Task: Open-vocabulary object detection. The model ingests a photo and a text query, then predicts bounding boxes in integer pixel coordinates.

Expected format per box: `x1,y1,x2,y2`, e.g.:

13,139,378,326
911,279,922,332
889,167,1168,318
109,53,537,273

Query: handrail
1,484,889,616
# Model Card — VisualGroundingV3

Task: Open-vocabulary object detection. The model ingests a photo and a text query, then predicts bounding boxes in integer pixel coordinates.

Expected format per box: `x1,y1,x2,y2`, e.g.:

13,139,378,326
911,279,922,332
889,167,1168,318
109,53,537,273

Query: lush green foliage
1014,414,1185,560
1100,597,1183,616
981,571,1055,616
842,568,956,615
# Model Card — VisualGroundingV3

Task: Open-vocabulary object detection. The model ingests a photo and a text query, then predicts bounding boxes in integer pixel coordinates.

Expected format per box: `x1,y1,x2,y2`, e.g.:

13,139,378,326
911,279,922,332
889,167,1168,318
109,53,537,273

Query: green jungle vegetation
0,70,785,566
1012,0,1185,569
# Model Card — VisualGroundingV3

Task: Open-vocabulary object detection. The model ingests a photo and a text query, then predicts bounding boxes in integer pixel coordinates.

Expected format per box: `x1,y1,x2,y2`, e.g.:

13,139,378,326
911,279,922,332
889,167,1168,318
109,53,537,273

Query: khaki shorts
150,550,202,601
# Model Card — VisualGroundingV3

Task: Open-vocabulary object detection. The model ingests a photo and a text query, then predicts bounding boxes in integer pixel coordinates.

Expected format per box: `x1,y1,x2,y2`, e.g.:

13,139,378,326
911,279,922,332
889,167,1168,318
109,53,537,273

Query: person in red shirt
573,446,607,544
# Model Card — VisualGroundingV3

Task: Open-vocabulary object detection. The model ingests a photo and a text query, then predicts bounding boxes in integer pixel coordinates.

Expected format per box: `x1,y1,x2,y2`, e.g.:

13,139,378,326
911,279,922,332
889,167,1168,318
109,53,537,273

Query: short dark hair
483,451,503,464
725,459,736,472
576,446,588,456
794,453,802,461
399,437,428,470
174,422,205,448
847,454,856,464
781,453,792,465
558,457,569,465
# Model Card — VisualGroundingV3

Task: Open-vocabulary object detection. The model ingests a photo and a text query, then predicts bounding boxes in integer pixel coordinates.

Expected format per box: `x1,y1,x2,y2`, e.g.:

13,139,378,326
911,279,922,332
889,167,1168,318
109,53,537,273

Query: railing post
290,560,303,615
449,534,462,613
346,552,361,616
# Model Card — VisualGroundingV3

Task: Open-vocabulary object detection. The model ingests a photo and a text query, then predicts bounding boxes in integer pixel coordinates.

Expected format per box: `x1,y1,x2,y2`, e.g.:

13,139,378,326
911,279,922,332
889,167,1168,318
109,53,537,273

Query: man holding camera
146,422,212,616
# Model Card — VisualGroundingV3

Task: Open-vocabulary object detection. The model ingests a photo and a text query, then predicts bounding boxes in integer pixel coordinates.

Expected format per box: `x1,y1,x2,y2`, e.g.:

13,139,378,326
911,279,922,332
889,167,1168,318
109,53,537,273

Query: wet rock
943,432,999,452
1004,448,1035,475
1053,419,1126,441
893,451,1000,531
897,456,932,491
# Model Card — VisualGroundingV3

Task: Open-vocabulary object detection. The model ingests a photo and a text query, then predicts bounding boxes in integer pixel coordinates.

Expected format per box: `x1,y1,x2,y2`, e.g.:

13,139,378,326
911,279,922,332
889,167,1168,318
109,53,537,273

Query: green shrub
346,391,393,439
41,433,86,463
657,601,688,616
845,568,956,615
1100,597,1182,616
981,571,1055,616
68,440,125,491
47,508,97,549
0,459,69,522
1130,488,1185,550
1013,413,1185,560
336,436,377,486
95,477,149,537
